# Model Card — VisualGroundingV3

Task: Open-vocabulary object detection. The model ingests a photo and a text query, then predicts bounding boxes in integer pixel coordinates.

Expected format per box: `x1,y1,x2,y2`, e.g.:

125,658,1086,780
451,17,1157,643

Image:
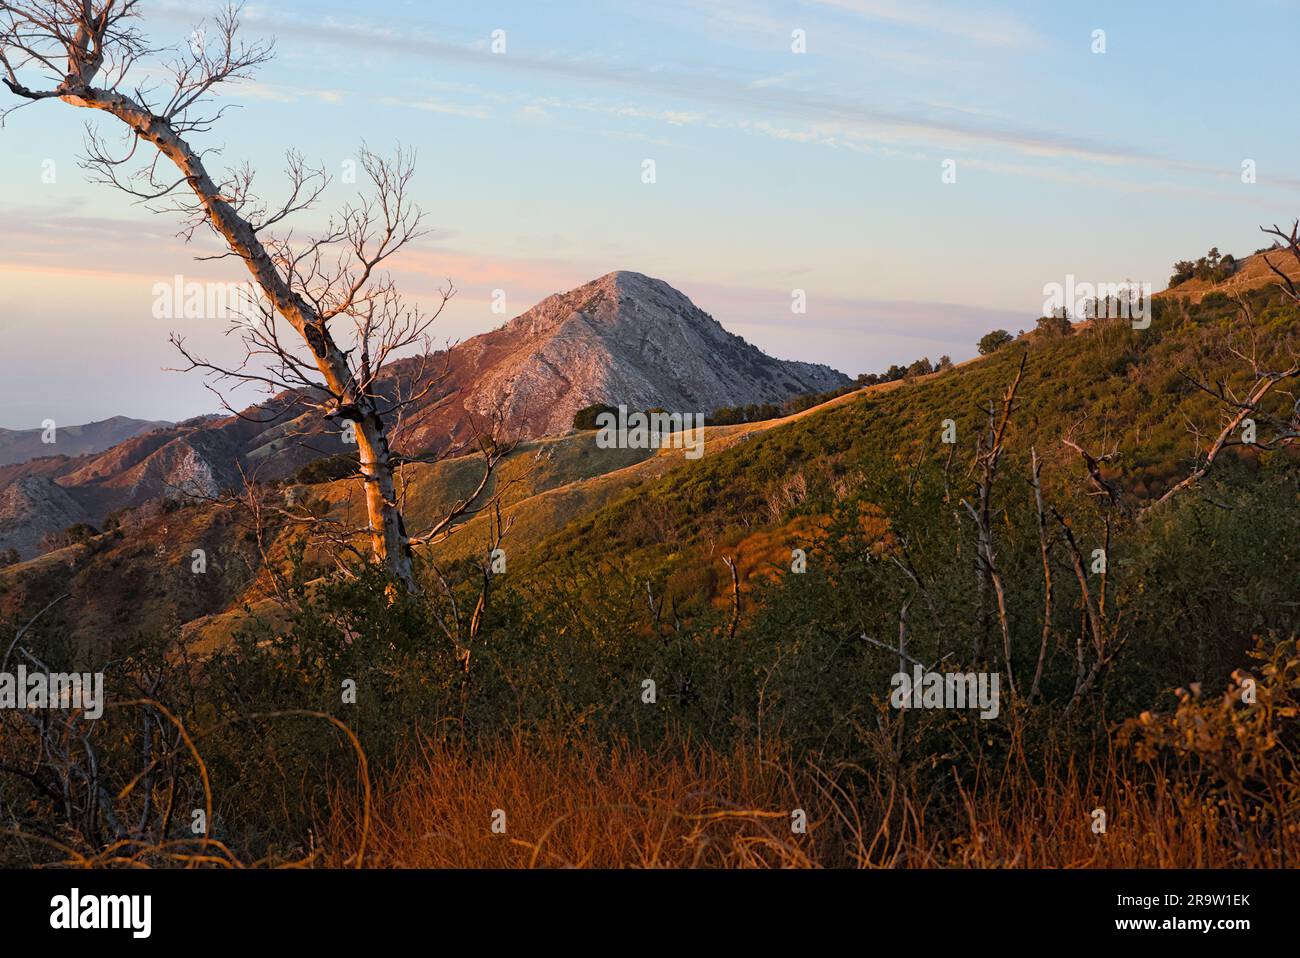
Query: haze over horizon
2,0,1297,428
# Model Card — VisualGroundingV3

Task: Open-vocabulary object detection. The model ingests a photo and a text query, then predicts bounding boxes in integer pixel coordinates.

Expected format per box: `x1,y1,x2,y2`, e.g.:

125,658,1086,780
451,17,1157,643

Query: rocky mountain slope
457,271,848,438
0,476,92,558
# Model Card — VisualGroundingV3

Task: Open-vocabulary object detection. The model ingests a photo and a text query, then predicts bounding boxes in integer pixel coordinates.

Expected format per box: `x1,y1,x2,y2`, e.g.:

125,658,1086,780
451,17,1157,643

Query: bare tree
722,554,740,642
1261,220,1300,304
1050,506,1124,714
1061,420,1128,515
959,350,1025,688
1027,447,1053,701
1,0,452,591
1147,269,1300,515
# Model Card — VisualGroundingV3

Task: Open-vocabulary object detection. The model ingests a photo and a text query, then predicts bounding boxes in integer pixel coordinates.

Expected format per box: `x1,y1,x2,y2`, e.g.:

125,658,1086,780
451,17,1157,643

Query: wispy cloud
395,97,491,119
218,9,1227,182
803,0,1040,48
229,78,345,105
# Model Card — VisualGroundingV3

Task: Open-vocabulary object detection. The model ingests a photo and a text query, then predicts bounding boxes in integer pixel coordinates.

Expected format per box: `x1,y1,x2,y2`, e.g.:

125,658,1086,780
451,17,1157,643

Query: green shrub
977,329,1013,354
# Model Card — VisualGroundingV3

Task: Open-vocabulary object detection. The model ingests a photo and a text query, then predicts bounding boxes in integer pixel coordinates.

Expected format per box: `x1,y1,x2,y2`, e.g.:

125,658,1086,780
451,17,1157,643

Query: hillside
0,405,317,559
532,284,1299,583
1159,246,1300,303
7,273,1296,657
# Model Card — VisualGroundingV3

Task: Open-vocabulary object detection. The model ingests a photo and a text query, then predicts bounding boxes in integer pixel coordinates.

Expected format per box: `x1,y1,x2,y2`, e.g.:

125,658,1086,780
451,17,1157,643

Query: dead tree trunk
84,91,415,589
961,351,1025,686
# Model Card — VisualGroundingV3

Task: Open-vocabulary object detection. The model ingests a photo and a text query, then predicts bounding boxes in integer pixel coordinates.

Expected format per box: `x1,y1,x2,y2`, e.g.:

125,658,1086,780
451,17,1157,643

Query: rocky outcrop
0,476,92,558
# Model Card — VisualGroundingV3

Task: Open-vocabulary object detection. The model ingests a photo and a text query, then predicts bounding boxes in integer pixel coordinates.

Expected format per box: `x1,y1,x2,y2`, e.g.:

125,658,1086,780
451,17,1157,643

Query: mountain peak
593,269,674,297
598,269,693,304
506,269,691,339
470,272,849,438
594,268,653,286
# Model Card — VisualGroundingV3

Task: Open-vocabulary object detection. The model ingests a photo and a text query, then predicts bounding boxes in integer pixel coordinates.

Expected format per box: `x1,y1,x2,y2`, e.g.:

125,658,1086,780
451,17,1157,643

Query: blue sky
2,0,1297,428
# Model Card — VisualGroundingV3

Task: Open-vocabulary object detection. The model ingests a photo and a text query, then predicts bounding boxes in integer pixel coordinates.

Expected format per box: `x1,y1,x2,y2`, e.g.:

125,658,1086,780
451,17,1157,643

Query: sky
1,0,1298,428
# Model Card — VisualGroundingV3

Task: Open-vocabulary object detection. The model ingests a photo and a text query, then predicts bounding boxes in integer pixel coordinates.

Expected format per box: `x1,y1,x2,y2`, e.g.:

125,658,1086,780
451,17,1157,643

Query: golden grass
321,730,1298,869
324,734,814,868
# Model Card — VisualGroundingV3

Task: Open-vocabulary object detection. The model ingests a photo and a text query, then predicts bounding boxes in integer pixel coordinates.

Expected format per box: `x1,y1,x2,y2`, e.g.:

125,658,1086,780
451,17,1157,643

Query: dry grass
321,730,1298,869
325,734,816,868
1157,247,1300,304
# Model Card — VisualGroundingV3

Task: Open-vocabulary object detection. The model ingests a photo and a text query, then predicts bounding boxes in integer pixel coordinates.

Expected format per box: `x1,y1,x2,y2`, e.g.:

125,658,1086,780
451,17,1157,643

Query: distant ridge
0,416,172,467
